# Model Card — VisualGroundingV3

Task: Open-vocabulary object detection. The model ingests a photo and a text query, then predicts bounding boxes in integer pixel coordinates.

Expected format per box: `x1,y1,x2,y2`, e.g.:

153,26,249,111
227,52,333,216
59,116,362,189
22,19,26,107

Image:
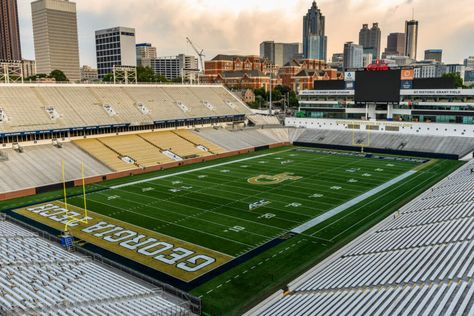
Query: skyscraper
260,41,300,67
136,43,157,66
343,42,363,70
31,0,80,81
0,0,22,61
405,20,419,60
383,33,406,58
303,1,327,61
95,27,137,79
358,23,381,59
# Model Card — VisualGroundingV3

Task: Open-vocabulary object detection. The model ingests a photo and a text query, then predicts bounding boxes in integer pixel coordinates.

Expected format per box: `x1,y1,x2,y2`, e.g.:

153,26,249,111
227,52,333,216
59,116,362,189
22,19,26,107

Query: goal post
352,125,371,153
62,160,89,233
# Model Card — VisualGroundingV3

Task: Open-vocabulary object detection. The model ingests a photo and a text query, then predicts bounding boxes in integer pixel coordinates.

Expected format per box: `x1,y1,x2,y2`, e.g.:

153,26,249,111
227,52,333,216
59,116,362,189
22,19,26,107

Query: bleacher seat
0,220,190,315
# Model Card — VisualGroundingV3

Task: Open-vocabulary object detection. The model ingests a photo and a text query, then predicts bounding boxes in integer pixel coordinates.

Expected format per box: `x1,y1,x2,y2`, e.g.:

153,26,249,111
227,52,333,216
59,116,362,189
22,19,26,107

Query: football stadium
0,69,474,316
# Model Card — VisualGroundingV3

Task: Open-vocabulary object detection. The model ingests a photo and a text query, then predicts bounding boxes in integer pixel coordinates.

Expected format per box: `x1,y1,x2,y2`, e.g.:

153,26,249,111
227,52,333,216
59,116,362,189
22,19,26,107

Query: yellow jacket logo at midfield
248,172,302,185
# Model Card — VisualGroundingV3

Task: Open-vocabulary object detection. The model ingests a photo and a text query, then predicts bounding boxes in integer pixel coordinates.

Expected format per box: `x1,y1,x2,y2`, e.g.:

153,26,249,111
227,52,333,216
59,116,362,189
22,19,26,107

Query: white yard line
291,170,418,234
111,150,290,189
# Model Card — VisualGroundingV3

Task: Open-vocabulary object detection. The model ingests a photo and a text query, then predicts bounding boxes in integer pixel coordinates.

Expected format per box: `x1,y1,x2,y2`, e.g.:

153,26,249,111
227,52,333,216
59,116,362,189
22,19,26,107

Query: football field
9,146,463,315
16,148,419,257
67,148,420,254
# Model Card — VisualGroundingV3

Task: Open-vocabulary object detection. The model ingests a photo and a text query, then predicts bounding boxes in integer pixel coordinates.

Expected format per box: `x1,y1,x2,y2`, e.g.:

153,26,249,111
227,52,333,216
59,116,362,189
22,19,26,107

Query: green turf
63,148,420,257
0,147,462,316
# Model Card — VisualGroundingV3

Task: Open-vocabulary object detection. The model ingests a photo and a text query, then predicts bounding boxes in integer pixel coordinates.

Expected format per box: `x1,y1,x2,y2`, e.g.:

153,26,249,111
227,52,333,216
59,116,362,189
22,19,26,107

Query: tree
49,70,68,82
155,74,169,83
442,72,465,89
137,66,156,83
254,87,267,100
102,73,113,82
25,73,49,82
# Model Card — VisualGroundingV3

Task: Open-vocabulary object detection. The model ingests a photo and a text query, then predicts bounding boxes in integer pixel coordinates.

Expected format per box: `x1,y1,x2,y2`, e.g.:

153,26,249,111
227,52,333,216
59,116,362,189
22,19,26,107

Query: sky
17,0,474,67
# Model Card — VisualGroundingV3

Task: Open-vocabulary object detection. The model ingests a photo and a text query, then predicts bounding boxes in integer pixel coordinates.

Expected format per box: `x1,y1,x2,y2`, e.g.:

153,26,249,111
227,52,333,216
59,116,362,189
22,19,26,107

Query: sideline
290,170,418,234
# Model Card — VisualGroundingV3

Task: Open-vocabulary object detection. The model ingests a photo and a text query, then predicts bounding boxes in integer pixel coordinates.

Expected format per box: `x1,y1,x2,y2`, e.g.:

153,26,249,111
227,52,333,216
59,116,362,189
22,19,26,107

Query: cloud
17,0,473,66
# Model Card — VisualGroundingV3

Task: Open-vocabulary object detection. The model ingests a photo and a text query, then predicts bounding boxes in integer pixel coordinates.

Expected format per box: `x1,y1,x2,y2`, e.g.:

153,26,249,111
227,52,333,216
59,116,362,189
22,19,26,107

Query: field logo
248,172,302,185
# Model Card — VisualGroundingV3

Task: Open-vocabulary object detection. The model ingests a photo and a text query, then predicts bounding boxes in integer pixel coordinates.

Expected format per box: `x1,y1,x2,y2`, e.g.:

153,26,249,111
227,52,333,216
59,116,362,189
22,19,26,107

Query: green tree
155,74,169,83
137,66,156,83
25,73,48,82
288,90,299,108
442,72,465,88
102,73,113,82
49,70,68,82
254,87,267,100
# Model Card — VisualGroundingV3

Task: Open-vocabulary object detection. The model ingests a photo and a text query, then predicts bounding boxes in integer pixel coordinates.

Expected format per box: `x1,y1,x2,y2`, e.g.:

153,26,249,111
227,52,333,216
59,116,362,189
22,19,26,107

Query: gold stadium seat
174,130,227,154
140,131,211,158
73,138,134,171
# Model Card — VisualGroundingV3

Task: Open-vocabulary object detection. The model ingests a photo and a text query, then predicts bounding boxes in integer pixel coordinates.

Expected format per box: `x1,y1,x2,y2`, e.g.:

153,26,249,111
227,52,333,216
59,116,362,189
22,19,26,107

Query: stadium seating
0,143,112,193
90,134,174,168
0,84,252,134
173,129,226,154
139,131,211,158
251,160,474,315
247,114,281,126
0,220,190,315
73,138,136,171
195,128,286,150
295,129,474,157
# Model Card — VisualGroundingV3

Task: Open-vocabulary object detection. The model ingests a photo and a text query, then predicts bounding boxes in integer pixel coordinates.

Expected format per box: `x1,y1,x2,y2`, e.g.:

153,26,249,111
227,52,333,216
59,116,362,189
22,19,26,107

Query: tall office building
343,42,363,70
424,49,443,62
95,26,136,79
136,43,157,66
260,41,300,67
359,23,381,59
383,33,406,57
303,1,327,61
0,0,22,60
405,20,419,60
31,0,80,81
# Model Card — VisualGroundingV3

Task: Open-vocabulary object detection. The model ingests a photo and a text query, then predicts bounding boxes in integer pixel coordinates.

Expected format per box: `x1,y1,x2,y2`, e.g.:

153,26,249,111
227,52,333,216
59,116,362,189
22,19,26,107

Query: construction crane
186,37,205,72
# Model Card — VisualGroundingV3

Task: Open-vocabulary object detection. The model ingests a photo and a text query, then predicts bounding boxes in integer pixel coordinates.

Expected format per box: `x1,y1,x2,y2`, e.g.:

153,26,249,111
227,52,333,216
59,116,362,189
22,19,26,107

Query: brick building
202,54,339,91
278,58,340,90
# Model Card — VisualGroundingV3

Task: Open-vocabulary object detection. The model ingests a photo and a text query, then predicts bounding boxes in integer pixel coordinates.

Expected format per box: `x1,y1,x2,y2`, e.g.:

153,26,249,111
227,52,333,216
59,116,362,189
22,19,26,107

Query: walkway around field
290,170,417,234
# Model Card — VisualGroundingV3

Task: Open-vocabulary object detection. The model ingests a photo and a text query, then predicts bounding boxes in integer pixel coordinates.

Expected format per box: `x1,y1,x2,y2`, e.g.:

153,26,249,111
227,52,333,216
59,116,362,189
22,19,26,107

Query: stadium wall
0,143,289,201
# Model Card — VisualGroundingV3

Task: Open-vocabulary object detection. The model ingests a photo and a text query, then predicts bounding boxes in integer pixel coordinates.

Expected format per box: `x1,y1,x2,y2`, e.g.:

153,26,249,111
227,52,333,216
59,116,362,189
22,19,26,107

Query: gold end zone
14,201,233,282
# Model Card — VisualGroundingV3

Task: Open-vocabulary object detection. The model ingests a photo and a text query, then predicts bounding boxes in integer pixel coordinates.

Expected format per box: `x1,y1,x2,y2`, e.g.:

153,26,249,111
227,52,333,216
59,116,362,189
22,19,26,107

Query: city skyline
14,0,474,67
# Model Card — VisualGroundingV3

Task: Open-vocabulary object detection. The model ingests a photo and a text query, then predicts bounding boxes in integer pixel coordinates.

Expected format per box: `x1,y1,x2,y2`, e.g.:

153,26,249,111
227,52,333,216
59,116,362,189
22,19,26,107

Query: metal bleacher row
195,128,289,151
247,115,281,126
0,220,190,315
0,143,112,193
295,129,474,158
73,129,227,171
0,85,251,133
252,160,474,315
